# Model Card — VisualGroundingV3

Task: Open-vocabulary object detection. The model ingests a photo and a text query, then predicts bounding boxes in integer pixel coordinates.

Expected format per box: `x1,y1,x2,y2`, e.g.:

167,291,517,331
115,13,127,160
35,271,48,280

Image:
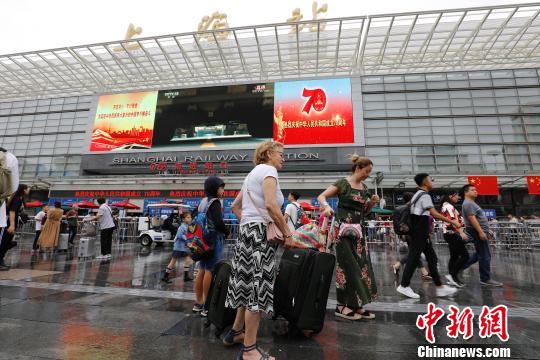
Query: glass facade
362,68,540,175
0,96,92,178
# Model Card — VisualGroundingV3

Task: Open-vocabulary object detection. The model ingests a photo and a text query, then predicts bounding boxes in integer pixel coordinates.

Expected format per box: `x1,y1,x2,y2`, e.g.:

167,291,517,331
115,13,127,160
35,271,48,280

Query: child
161,212,194,283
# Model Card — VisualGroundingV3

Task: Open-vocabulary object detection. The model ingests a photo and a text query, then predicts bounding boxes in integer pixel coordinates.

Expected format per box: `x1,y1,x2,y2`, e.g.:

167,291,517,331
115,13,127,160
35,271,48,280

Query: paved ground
0,236,538,359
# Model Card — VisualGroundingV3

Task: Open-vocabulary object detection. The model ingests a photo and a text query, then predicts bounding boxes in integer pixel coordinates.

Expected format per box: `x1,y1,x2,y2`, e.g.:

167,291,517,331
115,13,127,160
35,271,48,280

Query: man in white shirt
90,198,116,260
32,205,49,252
397,173,461,299
284,191,301,233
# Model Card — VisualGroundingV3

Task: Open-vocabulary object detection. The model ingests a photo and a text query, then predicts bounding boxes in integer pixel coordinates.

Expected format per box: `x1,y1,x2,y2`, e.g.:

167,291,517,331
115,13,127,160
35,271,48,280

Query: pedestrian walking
32,205,49,252
65,205,79,247
0,184,28,270
284,191,302,233
0,148,19,270
37,201,63,252
396,173,461,299
91,198,116,260
318,155,379,320
224,140,289,360
439,190,469,287
461,185,503,287
194,176,228,317
161,211,194,283
391,192,432,282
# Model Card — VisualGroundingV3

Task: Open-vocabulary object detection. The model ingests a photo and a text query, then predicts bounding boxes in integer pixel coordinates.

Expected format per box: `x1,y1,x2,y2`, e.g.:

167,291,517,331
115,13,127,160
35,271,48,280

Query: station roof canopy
1,3,540,101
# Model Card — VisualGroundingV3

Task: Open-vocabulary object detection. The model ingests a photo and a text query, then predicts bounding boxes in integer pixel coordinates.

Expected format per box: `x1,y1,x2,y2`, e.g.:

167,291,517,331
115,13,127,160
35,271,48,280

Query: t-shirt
35,210,46,231
441,202,464,233
410,190,434,217
462,199,490,233
97,203,116,230
241,164,284,225
0,152,19,228
285,201,300,232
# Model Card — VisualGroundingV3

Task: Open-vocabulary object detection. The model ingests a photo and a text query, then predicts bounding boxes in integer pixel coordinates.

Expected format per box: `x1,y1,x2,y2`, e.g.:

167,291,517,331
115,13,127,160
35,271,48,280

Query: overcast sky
0,0,536,55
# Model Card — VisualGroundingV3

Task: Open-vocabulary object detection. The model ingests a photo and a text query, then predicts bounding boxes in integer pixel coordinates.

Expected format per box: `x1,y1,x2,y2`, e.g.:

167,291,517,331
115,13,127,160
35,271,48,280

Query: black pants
68,225,77,244
444,232,469,278
100,228,114,255
33,230,41,250
400,215,442,287
0,228,15,262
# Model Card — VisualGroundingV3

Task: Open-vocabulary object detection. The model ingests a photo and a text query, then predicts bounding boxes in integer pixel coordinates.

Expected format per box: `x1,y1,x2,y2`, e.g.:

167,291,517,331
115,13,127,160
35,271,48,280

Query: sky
0,0,537,55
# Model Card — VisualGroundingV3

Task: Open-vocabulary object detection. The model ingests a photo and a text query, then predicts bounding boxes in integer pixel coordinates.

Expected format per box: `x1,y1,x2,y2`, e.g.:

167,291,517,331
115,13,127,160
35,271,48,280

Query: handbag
244,174,284,246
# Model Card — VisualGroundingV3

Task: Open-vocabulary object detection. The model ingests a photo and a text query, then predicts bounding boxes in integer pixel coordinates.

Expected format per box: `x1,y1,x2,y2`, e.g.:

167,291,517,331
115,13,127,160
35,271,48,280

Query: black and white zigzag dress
225,222,277,314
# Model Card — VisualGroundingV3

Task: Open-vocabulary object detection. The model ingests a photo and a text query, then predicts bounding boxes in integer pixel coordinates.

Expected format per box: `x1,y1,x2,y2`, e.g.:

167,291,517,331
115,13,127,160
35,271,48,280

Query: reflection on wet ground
0,236,538,359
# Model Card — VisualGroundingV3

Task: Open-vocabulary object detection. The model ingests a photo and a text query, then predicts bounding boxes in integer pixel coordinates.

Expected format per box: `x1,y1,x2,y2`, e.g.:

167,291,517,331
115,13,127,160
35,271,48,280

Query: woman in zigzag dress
224,140,291,360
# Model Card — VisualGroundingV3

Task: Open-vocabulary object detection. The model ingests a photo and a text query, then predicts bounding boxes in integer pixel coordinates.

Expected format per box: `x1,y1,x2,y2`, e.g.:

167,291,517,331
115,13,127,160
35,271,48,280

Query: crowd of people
0,141,517,360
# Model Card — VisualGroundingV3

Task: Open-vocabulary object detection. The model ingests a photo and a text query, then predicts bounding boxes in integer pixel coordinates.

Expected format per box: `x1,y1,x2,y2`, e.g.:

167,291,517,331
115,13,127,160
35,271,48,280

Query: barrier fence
16,217,539,251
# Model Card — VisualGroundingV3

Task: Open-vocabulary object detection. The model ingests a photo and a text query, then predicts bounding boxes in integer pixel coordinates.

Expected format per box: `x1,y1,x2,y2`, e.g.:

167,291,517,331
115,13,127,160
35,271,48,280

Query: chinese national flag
527,176,540,195
468,176,499,195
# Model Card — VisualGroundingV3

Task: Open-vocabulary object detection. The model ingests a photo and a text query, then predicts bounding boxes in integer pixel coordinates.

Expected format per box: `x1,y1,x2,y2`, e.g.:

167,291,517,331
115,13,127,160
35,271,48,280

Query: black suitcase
274,248,335,334
204,261,236,337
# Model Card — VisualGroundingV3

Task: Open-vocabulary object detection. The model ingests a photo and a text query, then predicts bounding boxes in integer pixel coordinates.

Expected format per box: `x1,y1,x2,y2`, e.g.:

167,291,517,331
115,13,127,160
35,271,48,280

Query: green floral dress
333,178,378,308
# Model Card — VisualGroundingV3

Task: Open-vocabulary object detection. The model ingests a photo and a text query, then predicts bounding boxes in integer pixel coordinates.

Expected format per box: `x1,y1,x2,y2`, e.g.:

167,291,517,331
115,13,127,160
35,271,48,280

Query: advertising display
152,84,274,149
89,79,355,152
90,91,158,151
273,78,354,145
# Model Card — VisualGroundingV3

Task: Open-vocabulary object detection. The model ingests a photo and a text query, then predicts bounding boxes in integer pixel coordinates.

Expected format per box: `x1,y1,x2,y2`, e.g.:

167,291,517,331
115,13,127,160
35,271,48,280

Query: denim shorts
199,233,224,272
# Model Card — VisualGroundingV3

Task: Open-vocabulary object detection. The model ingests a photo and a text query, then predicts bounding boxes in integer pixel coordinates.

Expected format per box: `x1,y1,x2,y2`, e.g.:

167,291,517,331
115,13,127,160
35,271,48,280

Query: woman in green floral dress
318,155,379,320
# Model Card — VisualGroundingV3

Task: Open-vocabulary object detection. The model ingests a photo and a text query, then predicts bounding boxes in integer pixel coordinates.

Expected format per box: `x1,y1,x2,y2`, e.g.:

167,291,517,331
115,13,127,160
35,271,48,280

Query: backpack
393,191,428,236
0,151,13,208
187,198,219,261
291,203,310,229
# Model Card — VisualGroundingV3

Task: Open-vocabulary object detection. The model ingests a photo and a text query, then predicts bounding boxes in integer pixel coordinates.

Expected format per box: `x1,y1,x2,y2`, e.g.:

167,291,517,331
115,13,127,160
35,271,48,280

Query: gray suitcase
77,237,95,259
57,233,69,251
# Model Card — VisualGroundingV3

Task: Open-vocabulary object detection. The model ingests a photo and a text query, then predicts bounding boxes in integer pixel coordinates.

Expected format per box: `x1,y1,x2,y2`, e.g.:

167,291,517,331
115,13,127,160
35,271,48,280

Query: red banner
468,176,499,196
527,176,540,195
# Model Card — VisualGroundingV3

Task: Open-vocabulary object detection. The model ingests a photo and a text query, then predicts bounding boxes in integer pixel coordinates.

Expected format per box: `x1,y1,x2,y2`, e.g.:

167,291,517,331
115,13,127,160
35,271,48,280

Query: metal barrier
16,216,539,251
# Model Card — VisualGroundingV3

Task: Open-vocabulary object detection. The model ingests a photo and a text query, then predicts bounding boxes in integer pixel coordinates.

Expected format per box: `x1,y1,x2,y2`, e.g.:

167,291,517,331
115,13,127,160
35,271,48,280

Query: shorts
199,233,224,272
172,250,189,259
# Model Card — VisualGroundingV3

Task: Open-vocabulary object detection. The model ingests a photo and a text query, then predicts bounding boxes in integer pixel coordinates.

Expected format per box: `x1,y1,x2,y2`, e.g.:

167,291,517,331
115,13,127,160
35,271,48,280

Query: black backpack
393,191,427,235
291,203,306,230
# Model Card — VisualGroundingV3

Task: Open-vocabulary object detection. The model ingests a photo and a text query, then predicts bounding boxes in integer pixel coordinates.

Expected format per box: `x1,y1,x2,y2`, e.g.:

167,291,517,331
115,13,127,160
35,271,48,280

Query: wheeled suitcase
77,237,95,259
274,248,335,334
57,233,70,251
204,261,236,337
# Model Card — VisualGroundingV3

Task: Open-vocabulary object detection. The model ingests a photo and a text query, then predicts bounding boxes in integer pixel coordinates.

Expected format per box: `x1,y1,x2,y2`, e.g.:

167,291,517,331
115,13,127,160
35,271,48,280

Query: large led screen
90,91,158,151
151,84,274,149
273,78,354,145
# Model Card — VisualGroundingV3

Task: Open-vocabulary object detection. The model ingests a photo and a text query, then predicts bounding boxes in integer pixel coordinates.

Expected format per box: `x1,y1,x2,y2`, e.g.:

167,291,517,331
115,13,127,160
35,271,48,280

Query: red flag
468,176,499,195
527,176,540,195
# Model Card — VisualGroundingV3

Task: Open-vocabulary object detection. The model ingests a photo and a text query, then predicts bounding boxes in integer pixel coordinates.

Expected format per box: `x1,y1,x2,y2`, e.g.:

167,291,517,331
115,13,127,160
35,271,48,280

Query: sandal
223,328,244,346
335,305,362,320
356,308,376,319
236,343,271,360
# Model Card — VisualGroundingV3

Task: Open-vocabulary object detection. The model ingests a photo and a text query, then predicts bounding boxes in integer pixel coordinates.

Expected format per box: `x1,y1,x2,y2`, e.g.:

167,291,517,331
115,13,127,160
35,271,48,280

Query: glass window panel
364,102,385,110
388,128,408,136
406,92,427,100
362,84,384,92
367,128,387,137
470,80,492,87
479,134,502,142
496,97,519,105
514,69,537,77
363,94,381,102
475,107,497,115
409,119,431,127
405,74,425,82
385,93,406,101
451,99,472,107
405,82,427,90
25,100,37,107
492,78,515,86
448,80,469,88
518,88,540,96
525,124,540,134
384,83,405,91
408,100,428,108
430,108,451,116
449,90,470,99
436,155,458,164
408,109,429,116
473,98,496,106
366,137,388,145
410,127,431,136
428,92,449,100
469,71,490,79
364,110,386,118
456,135,478,143
387,119,409,127
51,98,64,105
432,127,454,135
426,81,447,90
63,103,77,111
366,148,389,156
498,105,520,113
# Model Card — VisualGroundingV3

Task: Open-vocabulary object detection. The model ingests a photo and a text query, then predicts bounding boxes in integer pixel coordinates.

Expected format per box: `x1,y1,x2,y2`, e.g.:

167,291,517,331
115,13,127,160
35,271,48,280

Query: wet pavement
0,236,538,359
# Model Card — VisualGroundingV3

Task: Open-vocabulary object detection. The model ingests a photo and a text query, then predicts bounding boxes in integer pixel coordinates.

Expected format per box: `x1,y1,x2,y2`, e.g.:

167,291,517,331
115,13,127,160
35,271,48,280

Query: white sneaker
104,254,112,260
95,255,105,260
445,274,459,287
436,285,458,297
397,285,420,299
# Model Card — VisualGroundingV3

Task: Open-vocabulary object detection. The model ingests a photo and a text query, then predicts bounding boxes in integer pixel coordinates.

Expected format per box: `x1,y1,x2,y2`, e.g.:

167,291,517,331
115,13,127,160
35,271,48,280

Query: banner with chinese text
273,78,354,145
